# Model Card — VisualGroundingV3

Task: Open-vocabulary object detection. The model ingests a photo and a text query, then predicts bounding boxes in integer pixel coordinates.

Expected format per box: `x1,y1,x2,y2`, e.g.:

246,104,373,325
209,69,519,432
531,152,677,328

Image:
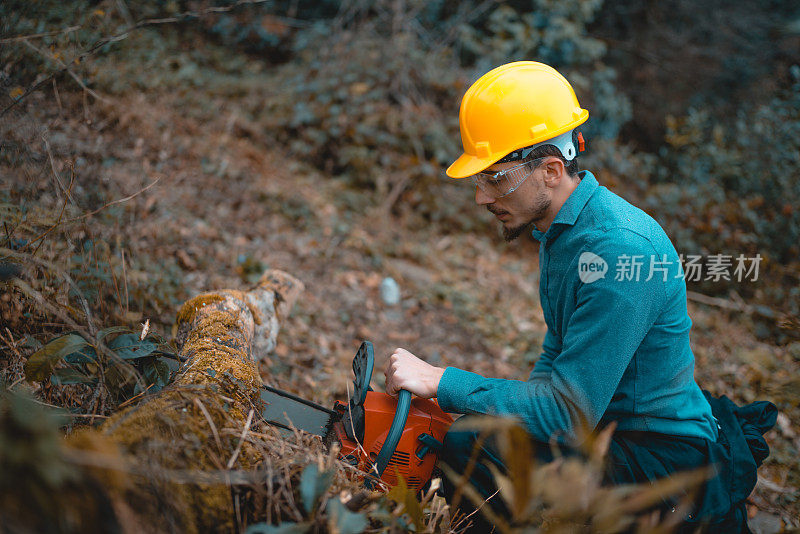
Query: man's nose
475,186,494,205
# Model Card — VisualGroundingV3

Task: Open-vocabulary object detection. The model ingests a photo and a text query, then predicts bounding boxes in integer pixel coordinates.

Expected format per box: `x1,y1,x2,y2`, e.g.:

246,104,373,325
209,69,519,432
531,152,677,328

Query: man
383,62,774,531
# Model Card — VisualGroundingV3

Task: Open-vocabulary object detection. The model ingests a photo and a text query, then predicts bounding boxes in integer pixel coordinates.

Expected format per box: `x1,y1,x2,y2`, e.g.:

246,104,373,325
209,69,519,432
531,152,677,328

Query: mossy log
71,270,304,533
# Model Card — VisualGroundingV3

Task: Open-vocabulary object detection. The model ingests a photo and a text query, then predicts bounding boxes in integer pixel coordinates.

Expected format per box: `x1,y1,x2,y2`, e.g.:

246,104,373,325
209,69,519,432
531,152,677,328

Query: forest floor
2,74,799,531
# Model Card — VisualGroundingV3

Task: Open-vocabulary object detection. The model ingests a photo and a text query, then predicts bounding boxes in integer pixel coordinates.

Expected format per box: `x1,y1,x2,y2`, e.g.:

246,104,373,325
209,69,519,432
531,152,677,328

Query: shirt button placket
540,247,553,323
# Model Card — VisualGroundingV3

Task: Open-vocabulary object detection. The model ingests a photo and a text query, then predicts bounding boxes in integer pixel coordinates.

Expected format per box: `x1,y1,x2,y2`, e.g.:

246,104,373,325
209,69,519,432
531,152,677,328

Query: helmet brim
446,152,502,179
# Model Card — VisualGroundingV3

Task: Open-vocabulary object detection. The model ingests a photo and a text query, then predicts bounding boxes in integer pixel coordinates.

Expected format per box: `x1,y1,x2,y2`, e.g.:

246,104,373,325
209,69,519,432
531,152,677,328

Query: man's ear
542,157,566,187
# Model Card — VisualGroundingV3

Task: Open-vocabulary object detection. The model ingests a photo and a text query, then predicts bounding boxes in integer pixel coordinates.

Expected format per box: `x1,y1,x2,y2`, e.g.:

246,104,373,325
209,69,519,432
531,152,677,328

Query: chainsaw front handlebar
372,389,412,482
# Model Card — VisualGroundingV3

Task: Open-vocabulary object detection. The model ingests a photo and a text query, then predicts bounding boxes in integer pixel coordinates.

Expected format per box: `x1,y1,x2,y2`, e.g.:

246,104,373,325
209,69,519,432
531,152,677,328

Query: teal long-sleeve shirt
437,171,718,444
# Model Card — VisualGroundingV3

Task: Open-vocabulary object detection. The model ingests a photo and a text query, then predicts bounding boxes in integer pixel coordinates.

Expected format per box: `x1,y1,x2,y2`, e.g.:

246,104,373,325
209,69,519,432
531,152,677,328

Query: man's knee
440,428,479,471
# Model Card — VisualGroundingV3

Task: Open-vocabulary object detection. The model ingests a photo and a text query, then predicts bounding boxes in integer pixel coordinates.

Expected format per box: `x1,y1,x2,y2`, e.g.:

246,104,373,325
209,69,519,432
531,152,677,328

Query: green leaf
327,499,368,534
104,360,141,392
108,334,157,360
97,326,130,341
299,463,333,514
142,357,172,392
161,356,180,373
245,522,311,534
64,345,97,364
50,367,96,386
24,334,89,381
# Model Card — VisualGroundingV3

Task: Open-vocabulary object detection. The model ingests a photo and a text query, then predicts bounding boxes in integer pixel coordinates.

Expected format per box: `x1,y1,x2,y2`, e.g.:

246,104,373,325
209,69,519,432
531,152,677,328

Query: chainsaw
260,341,454,490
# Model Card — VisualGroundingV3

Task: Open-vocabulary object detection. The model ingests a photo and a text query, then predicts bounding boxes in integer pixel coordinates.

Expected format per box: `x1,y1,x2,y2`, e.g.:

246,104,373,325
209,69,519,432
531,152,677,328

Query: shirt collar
530,170,598,243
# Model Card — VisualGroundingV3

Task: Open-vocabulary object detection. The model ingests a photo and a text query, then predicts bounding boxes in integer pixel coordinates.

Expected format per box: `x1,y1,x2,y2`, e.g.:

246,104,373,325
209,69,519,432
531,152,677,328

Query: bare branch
42,139,76,211
195,398,224,453
66,177,160,222
21,39,108,103
227,409,255,469
686,290,780,319
0,25,81,44
27,171,75,257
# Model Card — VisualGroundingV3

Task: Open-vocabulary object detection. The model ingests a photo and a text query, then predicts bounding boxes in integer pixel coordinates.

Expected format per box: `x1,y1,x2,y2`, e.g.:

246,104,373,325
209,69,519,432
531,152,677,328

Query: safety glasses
471,157,545,198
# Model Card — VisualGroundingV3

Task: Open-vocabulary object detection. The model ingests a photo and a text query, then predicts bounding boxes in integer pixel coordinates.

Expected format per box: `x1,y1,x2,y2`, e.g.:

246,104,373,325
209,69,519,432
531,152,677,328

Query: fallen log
66,269,304,533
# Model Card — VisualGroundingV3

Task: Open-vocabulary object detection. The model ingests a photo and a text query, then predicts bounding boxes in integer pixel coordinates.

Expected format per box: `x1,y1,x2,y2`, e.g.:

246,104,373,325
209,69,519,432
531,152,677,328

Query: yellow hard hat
446,61,589,179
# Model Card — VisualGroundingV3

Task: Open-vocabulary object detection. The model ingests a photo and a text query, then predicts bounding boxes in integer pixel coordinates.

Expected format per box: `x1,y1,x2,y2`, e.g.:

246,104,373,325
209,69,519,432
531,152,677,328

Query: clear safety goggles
471,157,546,198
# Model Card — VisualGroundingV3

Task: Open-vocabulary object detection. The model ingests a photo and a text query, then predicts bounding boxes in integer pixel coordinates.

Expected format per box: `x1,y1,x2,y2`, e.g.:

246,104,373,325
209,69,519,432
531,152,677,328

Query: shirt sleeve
528,328,561,379
436,231,665,443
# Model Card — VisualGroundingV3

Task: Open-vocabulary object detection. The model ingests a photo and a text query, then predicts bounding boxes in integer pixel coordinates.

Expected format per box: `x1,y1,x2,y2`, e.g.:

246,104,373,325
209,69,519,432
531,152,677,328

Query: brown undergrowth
1,34,798,533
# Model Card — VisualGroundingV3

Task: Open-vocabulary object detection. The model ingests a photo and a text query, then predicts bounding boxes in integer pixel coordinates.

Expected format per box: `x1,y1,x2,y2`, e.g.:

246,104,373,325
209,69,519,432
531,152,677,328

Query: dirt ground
2,81,799,530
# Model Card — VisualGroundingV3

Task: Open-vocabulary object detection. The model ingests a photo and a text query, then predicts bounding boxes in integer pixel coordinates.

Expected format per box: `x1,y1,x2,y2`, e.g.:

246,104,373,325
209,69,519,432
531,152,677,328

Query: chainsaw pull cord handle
372,389,412,481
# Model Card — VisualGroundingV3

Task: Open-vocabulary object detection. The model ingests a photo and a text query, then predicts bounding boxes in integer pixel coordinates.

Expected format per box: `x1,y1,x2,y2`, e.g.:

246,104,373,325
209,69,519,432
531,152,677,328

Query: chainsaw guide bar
259,385,337,437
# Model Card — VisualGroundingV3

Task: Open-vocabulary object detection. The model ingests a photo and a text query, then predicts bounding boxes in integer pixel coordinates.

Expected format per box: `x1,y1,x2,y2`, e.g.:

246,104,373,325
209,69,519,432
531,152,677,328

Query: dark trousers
439,407,768,533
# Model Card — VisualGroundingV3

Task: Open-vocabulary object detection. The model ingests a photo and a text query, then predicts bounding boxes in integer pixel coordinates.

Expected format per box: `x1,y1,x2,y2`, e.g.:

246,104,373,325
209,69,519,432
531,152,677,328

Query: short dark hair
530,132,580,177
524,143,579,177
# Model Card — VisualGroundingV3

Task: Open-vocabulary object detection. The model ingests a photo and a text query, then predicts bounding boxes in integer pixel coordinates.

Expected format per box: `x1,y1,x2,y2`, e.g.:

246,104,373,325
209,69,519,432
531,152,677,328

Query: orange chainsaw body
260,341,454,490
330,391,453,490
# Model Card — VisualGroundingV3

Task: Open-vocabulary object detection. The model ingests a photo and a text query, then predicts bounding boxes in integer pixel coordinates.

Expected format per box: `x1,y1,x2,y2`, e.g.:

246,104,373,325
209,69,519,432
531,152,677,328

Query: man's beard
495,192,551,242
502,221,530,242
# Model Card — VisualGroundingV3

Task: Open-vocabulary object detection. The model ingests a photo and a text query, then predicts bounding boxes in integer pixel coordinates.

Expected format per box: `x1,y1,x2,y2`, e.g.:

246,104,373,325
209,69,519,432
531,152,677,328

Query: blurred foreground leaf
326,498,368,534
386,474,424,531
299,463,333,515
0,388,76,498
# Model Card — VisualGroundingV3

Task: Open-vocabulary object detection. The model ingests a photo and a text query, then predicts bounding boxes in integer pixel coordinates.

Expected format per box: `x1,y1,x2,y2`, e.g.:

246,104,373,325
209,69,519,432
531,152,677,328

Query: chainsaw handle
373,389,412,481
